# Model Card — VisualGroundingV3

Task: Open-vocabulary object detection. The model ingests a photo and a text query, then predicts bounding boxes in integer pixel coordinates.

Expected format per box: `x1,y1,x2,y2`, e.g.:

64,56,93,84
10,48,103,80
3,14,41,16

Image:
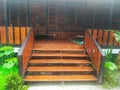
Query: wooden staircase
24,47,97,82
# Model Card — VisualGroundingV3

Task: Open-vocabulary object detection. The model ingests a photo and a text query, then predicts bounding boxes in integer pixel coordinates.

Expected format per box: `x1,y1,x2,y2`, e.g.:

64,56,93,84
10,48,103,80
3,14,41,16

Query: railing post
98,56,105,84
18,55,24,78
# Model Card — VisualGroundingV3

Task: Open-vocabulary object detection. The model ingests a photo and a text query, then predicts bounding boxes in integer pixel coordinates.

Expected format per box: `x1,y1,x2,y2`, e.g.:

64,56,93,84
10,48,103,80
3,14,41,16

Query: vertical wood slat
21,27,26,44
103,30,109,46
93,29,98,41
98,30,103,46
84,30,103,74
108,31,114,46
14,27,20,44
8,27,14,44
0,26,6,44
27,27,30,35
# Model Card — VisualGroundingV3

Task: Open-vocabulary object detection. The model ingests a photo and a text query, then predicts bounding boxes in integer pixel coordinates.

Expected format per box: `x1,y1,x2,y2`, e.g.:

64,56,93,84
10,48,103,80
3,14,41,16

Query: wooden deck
34,39,84,50
24,39,97,82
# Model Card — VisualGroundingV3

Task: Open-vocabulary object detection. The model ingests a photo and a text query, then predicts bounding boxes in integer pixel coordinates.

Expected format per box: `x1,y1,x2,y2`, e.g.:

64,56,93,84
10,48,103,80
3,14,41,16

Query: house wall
0,0,120,37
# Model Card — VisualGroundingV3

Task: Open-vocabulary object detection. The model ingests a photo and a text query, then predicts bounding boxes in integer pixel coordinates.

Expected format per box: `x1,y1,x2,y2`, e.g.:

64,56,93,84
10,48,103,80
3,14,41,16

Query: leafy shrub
115,52,120,70
0,46,28,90
105,47,115,62
114,31,120,43
103,71,118,88
0,46,14,65
6,73,28,90
103,48,119,88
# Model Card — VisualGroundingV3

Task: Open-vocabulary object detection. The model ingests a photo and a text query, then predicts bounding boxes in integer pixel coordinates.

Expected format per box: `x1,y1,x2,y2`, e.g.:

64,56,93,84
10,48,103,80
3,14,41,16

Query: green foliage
103,71,119,88
0,46,14,65
0,45,28,90
3,58,18,69
114,31,120,43
70,39,84,45
115,52,120,70
105,47,115,62
103,48,119,88
5,73,28,90
105,62,118,71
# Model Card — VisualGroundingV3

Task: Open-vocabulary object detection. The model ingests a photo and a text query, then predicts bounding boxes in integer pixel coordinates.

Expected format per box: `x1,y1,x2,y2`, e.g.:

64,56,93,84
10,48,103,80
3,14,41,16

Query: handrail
86,30,104,56
18,28,34,77
84,29,105,84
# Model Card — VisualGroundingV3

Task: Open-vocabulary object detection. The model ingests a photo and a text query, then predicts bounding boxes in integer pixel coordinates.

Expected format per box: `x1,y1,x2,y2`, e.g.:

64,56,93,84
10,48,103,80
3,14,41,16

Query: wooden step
31,53,88,57
33,48,85,52
29,59,91,64
27,66,94,72
25,75,97,82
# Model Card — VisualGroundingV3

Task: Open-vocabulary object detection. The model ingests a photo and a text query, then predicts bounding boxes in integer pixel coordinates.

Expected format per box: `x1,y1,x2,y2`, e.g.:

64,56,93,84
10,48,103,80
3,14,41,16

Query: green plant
5,73,28,90
103,70,118,88
105,62,118,71
0,45,28,90
103,48,119,88
0,46,15,65
114,31,120,43
3,57,18,69
115,53,120,70
105,47,115,62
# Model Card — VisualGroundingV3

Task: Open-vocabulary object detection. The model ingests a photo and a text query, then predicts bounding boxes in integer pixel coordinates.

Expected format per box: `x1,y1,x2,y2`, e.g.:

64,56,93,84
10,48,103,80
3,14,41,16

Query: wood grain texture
25,75,97,81
14,27,20,44
29,59,90,64
27,66,94,72
21,27,26,44
8,27,14,44
0,26,6,44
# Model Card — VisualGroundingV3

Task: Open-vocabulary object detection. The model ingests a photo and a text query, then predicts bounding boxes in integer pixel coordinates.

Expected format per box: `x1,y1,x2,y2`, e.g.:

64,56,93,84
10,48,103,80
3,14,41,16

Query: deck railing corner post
17,55,24,78
98,56,105,84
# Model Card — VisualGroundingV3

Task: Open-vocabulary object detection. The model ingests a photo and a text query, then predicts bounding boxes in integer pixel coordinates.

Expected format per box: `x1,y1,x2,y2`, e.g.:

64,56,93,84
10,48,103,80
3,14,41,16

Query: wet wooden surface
34,39,84,50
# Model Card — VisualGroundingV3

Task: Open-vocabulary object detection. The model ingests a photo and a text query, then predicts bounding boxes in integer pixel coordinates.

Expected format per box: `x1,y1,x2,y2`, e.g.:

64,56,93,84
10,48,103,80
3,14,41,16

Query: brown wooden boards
0,26,6,44
8,27,14,44
25,75,97,82
14,27,20,44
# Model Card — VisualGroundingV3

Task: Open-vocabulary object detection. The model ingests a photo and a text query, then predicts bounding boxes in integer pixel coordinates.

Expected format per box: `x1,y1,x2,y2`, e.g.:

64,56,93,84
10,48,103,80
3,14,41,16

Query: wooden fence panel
108,31,114,46
103,30,109,46
98,30,103,45
93,30,98,41
114,37,119,46
8,27,14,44
0,26,6,44
14,27,20,44
21,27,26,44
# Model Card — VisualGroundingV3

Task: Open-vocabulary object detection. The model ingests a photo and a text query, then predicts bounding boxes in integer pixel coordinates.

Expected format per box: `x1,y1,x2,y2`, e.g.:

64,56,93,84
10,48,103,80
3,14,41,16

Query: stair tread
27,66,94,72
33,48,85,51
29,59,91,64
25,75,97,81
32,53,88,57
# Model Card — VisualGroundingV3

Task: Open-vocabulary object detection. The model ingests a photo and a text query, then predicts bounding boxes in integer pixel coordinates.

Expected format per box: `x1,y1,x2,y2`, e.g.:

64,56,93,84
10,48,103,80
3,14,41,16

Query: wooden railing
84,30,105,84
0,26,30,45
88,29,120,47
18,29,34,77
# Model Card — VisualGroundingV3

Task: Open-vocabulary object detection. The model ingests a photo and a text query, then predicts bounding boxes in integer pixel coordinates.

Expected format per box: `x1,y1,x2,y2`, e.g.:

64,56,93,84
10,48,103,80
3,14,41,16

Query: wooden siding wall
88,29,120,47
0,26,30,45
29,0,84,35
0,1,5,25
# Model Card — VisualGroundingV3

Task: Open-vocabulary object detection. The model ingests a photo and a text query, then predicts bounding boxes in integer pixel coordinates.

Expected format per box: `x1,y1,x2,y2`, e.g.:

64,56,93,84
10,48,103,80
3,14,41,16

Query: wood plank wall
0,26,31,45
29,0,84,39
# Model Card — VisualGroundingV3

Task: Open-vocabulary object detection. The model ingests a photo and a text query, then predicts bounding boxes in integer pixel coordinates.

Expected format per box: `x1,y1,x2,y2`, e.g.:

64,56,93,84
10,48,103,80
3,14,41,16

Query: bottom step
25,75,97,82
